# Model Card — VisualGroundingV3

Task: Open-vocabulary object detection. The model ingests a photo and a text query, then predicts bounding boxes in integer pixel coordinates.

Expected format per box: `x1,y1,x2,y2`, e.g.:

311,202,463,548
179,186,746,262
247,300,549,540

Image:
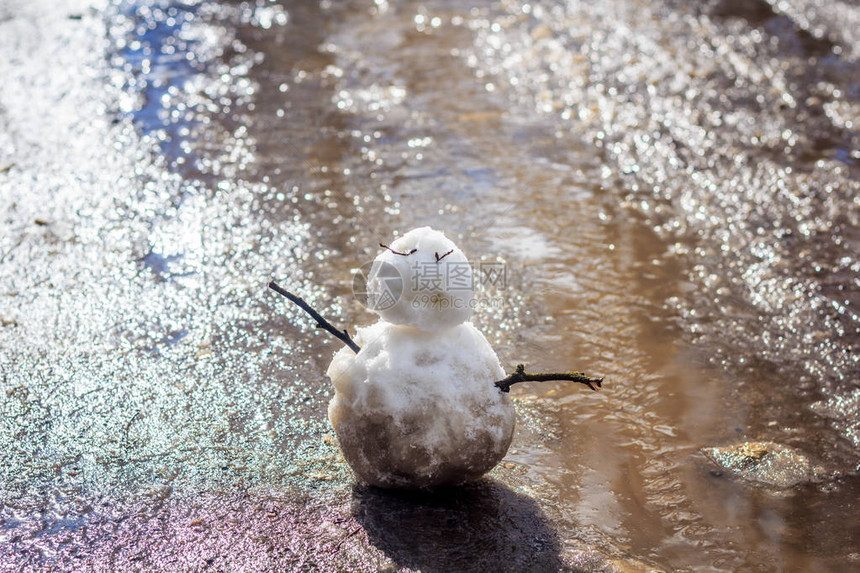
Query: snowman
269,227,601,489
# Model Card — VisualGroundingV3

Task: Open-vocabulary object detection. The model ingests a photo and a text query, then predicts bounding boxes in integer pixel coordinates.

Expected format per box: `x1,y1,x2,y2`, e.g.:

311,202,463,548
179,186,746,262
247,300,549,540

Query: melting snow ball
366,226,474,332
327,321,515,488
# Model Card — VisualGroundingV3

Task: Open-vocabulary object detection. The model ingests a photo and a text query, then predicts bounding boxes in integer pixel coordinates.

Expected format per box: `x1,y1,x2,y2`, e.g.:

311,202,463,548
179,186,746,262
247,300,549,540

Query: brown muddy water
1,0,859,571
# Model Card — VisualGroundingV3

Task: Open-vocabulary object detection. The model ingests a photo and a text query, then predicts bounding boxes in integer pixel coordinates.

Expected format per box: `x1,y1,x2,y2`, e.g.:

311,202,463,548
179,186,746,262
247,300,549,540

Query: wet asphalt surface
2,0,860,571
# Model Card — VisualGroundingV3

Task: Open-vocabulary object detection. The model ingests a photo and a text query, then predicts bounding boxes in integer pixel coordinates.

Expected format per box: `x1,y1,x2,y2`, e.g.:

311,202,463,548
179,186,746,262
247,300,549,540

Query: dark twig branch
495,364,602,393
330,526,362,553
379,243,417,256
435,249,454,262
268,281,361,354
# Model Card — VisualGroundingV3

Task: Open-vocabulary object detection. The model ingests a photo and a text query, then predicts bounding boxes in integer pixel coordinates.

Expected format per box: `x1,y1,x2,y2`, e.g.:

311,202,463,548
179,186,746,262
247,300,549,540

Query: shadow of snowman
351,479,563,573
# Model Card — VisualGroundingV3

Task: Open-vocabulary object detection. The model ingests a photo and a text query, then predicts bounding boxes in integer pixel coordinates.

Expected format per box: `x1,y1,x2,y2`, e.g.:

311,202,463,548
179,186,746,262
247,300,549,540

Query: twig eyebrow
379,243,417,256
435,249,454,262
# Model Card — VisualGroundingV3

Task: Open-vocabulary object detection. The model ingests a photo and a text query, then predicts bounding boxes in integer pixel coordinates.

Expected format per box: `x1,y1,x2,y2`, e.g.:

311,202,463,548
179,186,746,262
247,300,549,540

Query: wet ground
1,0,859,571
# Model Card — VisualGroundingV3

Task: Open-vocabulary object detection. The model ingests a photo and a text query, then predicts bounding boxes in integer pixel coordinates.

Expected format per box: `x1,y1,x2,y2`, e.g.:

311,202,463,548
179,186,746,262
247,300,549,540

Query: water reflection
352,480,564,573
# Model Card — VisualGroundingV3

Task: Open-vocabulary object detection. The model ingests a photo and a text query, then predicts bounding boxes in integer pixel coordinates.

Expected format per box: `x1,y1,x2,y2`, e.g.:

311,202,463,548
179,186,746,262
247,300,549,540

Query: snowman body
326,227,515,488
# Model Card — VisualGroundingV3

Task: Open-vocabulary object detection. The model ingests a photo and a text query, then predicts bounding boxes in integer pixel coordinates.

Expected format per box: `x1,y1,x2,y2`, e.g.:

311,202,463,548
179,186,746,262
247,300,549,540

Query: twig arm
495,364,602,393
268,281,361,354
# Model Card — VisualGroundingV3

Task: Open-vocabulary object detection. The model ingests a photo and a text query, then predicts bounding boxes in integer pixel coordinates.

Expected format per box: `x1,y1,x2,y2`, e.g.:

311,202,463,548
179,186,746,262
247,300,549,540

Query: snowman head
365,227,474,332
